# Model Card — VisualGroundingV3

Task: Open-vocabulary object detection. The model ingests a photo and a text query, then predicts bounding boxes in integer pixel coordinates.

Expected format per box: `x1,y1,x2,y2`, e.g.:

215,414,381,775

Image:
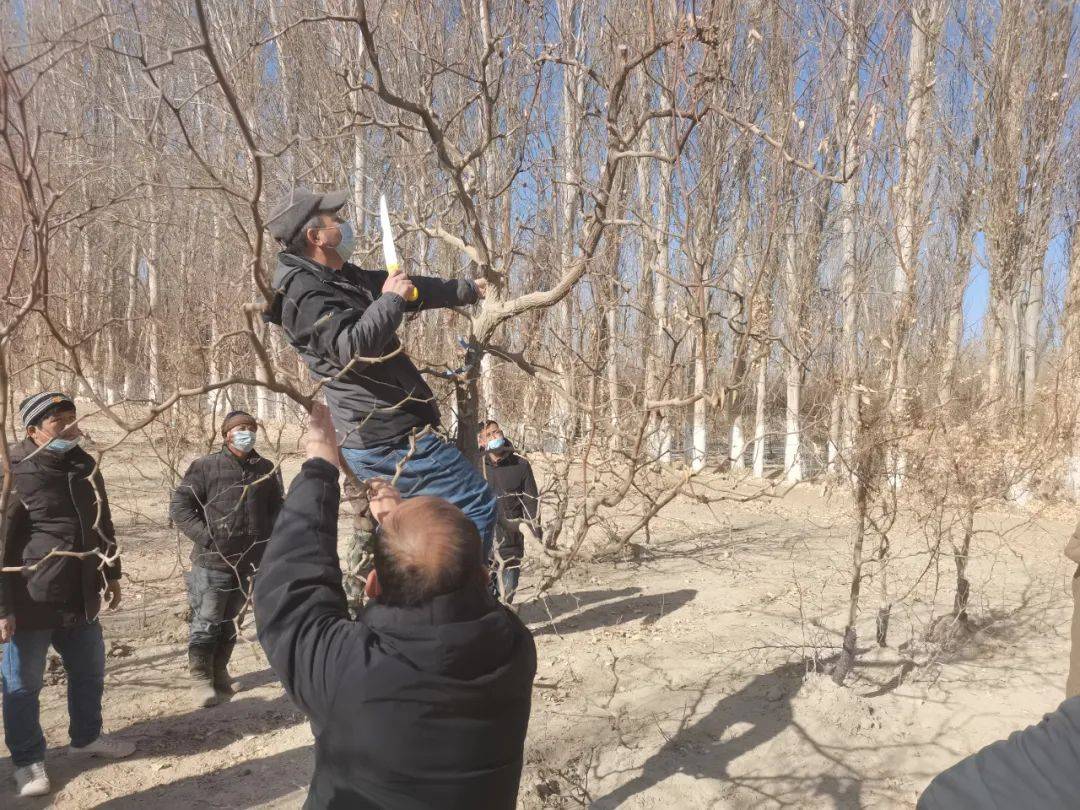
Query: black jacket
0,438,121,630
255,458,536,810
483,448,540,557
169,447,284,575
264,253,479,448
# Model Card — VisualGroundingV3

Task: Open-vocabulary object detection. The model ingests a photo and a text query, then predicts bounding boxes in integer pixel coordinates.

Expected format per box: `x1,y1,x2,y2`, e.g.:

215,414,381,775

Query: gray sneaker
70,733,136,759
14,761,50,797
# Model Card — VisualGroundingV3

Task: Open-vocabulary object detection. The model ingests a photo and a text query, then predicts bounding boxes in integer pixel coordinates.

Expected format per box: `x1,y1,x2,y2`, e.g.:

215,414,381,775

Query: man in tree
255,403,536,809
170,410,283,708
478,420,541,603
264,188,498,556
0,392,135,798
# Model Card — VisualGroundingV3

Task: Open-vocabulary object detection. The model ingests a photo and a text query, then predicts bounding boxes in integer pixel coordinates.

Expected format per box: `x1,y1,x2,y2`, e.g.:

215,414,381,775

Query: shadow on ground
590,661,863,810
0,668,305,808
522,588,697,637
94,745,312,809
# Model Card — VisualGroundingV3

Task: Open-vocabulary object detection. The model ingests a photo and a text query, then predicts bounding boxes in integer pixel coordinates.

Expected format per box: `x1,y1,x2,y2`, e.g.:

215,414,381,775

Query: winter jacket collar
217,444,265,468
361,584,515,680
362,582,496,629
11,436,95,475
484,446,521,468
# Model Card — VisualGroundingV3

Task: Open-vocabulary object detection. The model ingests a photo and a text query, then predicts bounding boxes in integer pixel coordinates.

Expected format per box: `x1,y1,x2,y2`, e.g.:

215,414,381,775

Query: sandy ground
0,418,1074,809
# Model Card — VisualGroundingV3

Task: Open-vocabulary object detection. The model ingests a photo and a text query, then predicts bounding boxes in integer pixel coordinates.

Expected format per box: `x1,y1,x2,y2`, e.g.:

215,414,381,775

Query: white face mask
231,430,256,452
333,221,357,262
46,436,81,454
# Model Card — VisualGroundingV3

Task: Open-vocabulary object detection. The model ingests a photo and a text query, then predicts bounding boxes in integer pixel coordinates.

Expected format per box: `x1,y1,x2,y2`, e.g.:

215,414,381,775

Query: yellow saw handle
380,194,419,302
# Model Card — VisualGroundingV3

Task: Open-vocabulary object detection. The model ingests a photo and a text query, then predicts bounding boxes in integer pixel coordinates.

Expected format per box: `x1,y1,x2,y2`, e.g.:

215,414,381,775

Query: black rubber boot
188,645,220,708
212,639,236,696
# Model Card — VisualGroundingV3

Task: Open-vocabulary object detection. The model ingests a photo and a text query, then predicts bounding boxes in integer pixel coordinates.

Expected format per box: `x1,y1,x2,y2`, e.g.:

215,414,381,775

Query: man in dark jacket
263,187,498,554
255,403,536,810
170,410,284,707
478,420,541,603
1,392,134,798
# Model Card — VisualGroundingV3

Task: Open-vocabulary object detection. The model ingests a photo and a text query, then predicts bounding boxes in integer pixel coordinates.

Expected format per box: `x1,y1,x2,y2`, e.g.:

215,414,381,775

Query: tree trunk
691,326,708,472
783,228,803,483
752,354,768,478
146,214,161,403
834,432,869,684
888,0,945,424
953,505,975,624
1021,261,1043,420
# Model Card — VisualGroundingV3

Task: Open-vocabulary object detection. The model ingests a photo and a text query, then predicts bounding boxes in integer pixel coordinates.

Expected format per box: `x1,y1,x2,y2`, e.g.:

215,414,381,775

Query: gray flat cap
267,187,350,244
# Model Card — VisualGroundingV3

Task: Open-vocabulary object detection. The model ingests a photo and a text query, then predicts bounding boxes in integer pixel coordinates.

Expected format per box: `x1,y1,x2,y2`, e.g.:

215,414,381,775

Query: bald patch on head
375,496,483,607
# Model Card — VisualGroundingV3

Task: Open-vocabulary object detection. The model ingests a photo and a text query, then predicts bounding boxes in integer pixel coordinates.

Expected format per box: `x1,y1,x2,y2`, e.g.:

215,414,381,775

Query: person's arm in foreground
254,403,362,723
918,696,1080,810
0,495,28,642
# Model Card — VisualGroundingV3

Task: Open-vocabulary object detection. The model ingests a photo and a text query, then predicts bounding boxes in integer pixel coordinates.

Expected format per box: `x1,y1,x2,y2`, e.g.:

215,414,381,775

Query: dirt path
1,454,1072,809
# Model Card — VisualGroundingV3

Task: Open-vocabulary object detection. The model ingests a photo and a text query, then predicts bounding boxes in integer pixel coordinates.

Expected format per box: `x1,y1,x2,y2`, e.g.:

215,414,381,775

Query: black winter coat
483,449,541,557
169,447,284,575
0,438,121,630
264,253,480,449
255,458,536,810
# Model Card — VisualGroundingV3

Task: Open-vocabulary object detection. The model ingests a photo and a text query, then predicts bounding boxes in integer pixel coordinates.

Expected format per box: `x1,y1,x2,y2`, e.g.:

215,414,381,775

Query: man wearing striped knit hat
1,392,134,798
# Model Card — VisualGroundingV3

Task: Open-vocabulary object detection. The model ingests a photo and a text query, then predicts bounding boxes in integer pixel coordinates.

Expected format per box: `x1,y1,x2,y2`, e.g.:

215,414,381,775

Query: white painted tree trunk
691,331,707,472
783,229,803,483
784,366,802,481
730,418,746,470
838,0,863,476
122,242,138,400
1022,261,1042,417
607,300,620,443
752,356,768,478
827,393,841,471
553,0,583,454
728,151,753,472
146,216,161,402
649,132,674,464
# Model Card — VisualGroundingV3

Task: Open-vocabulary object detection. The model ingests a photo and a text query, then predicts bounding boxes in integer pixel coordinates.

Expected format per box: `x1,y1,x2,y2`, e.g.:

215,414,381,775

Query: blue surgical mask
46,437,80,454
486,437,508,451
232,430,256,452
334,221,357,262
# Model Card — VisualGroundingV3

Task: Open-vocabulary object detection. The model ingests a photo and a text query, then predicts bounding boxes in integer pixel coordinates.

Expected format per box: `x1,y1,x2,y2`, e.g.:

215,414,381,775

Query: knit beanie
19,391,75,428
221,410,257,437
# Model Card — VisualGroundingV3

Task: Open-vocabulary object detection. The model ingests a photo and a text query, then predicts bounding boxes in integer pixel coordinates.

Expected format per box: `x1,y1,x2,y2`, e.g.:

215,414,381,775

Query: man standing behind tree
1,392,135,799
170,410,283,708
478,420,541,603
263,187,498,554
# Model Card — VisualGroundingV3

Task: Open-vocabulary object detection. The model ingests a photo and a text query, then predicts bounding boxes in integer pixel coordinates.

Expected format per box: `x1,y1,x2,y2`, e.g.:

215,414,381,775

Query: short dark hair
284,214,324,255
478,419,499,433
373,497,482,608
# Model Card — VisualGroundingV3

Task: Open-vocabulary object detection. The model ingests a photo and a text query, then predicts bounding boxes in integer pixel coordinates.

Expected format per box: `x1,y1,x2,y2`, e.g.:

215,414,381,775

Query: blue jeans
187,565,250,648
1,620,105,766
342,434,498,556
